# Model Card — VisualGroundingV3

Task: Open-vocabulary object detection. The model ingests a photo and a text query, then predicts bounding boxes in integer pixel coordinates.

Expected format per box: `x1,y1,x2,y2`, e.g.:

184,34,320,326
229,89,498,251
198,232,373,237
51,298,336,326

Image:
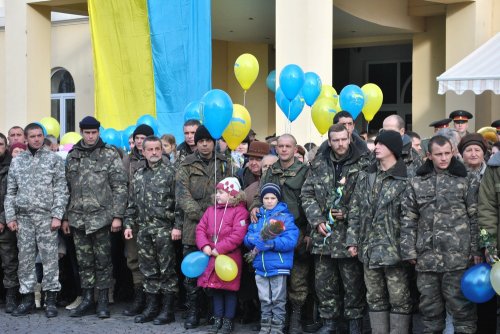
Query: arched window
51,68,75,137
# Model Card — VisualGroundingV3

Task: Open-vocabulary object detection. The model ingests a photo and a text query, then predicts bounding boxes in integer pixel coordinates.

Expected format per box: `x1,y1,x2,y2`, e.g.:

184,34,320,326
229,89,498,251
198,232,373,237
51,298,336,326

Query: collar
367,158,407,178
416,156,467,177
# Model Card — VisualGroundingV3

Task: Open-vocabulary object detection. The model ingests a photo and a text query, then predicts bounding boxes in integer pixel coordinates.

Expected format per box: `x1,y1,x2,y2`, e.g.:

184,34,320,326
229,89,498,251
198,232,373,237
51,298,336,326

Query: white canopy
437,32,500,95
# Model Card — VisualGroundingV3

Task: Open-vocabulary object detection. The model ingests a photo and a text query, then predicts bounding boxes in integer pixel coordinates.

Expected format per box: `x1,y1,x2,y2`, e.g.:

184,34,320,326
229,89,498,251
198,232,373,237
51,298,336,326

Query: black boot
208,316,223,334
70,288,95,317
44,291,58,318
289,303,303,334
184,292,200,329
316,318,337,334
134,293,160,323
122,284,146,316
96,288,110,318
11,293,35,317
349,318,362,334
221,317,234,334
153,293,175,325
5,287,18,314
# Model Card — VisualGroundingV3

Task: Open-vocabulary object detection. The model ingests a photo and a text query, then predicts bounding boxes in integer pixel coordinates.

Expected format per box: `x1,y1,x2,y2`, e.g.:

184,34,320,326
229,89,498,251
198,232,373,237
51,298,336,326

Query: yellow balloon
215,255,238,282
40,117,61,139
491,261,500,295
319,84,338,101
234,53,259,91
222,104,251,150
60,132,82,145
311,97,340,135
361,83,383,122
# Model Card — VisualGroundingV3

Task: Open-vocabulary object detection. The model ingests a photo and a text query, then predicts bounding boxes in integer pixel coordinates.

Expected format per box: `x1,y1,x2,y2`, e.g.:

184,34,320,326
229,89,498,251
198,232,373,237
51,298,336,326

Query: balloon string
243,90,247,107
214,153,217,236
366,121,369,133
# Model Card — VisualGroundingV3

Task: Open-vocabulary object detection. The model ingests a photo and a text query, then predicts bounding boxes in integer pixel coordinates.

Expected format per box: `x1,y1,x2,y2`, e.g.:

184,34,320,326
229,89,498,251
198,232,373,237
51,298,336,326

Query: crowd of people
0,109,500,334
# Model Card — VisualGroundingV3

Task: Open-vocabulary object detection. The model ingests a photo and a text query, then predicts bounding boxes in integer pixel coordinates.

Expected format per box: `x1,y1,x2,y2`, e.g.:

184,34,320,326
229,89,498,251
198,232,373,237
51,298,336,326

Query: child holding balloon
244,183,299,334
195,177,249,334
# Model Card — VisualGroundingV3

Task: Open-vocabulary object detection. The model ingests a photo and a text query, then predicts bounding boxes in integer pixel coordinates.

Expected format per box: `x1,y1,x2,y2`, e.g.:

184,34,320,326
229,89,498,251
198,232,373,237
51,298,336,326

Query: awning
437,32,500,95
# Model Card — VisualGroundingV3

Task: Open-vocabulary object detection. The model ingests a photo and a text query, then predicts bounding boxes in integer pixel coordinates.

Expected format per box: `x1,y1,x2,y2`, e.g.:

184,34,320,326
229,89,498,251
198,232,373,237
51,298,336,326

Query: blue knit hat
260,183,282,201
79,116,100,130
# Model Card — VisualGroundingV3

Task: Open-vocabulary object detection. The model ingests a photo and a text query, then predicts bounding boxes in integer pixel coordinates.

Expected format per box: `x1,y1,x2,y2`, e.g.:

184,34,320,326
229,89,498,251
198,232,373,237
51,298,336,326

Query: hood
366,158,407,179
258,201,289,217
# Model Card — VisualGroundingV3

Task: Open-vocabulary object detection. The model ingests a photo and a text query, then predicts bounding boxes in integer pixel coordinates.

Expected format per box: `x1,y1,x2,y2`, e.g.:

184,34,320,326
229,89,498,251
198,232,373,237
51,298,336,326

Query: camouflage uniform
124,159,179,294
0,154,19,290
65,139,127,289
176,151,231,294
346,160,412,315
401,158,479,334
401,139,423,177
301,144,369,321
251,158,310,307
4,147,69,293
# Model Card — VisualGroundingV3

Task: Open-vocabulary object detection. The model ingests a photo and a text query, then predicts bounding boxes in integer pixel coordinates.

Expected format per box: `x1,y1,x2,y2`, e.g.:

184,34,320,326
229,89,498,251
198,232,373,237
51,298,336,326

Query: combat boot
44,291,58,318
220,317,234,334
153,293,175,325
184,292,200,329
134,293,160,323
369,311,389,334
289,303,303,334
5,287,18,313
270,318,285,334
96,288,110,318
389,313,411,334
122,284,146,316
70,288,95,317
349,318,363,334
11,293,35,317
316,318,337,334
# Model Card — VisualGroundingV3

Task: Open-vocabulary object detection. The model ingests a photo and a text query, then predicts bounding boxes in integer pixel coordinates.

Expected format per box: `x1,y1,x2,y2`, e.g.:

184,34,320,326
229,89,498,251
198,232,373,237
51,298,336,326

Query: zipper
278,252,284,263
261,252,266,276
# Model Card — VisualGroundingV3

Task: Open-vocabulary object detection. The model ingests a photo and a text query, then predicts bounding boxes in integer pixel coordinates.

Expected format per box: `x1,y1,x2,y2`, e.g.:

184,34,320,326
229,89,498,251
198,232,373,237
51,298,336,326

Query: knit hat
9,142,27,154
79,116,101,130
133,124,154,139
260,183,282,201
194,125,214,144
458,133,487,155
375,130,403,158
216,177,241,196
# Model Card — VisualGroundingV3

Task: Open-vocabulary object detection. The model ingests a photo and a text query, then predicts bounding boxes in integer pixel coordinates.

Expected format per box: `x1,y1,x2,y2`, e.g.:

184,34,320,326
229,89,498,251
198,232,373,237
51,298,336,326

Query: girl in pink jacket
196,177,249,334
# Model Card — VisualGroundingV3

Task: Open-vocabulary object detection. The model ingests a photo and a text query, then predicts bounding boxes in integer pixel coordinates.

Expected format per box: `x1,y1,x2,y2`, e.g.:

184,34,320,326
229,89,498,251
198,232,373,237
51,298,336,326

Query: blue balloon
276,87,304,122
302,72,322,107
266,70,276,92
136,114,159,135
101,128,122,148
121,125,136,151
279,64,305,101
461,263,495,303
339,85,365,120
35,122,48,136
184,100,202,122
200,89,233,139
181,251,210,278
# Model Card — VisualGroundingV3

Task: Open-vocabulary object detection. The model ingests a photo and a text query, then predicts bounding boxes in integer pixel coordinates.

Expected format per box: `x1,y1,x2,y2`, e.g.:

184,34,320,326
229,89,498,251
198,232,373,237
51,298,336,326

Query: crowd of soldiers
0,109,500,334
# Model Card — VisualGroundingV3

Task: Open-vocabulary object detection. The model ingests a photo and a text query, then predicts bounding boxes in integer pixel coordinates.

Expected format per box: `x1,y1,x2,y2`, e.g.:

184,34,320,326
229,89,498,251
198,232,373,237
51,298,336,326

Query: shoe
34,283,42,309
389,313,411,334
220,318,234,334
316,318,337,334
134,293,160,323
208,316,223,334
349,318,363,334
45,291,58,318
5,287,18,314
96,288,110,318
369,311,389,334
153,293,175,325
259,318,271,334
123,284,145,316
270,318,285,334
12,293,35,317
289,303,303,334
65,296,82,310
184,292,200,329
69,288,95,317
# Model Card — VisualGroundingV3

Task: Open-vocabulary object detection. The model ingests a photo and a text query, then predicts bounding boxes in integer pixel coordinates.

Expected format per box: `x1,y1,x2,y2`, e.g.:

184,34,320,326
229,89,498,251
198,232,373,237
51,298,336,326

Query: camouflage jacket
5,147,68,221
176,152,231,245
124,159,177,230
65,139,128,233
301,144,370,257
401,138,423,177
346,159,407,268
478,153,500,252
0,154,12,224
176,141,195,167
400,157,480,272
122,147,169,192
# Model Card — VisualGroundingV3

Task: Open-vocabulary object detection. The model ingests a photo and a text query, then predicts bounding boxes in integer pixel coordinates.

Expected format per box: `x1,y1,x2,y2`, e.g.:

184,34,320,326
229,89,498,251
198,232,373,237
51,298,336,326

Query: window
51,68,75,137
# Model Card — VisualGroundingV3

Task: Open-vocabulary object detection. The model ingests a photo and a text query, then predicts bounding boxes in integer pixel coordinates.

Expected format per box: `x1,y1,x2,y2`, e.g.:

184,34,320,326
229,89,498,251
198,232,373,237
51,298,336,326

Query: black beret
79,116,100,130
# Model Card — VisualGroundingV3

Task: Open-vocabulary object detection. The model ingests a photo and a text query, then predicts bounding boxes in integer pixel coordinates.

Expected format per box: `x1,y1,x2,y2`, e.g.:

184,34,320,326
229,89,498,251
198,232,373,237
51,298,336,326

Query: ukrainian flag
89,0,211,141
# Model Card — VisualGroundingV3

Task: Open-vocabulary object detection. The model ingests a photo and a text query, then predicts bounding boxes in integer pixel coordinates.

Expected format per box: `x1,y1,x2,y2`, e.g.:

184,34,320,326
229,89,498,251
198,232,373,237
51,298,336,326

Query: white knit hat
216,177,241,196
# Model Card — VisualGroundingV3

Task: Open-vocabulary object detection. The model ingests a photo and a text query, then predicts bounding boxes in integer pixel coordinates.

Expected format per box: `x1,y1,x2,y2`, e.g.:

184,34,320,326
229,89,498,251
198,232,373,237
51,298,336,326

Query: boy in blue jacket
244,183,299,334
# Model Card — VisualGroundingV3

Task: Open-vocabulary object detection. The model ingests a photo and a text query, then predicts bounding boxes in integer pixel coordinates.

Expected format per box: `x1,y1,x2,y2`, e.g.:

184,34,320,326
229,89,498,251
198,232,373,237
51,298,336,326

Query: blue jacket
244,202,299,277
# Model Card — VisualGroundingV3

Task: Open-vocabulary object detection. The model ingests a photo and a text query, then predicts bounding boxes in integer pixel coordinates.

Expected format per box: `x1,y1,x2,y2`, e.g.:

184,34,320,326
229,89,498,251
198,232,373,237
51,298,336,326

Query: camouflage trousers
0,227,19,289
73,226,112,289
183,245,201,296
288,251,312,305
417,270,477,334
137,226,178,294
315,255,365,320
17,215,60,293
124,224,144,285
364,264,412,314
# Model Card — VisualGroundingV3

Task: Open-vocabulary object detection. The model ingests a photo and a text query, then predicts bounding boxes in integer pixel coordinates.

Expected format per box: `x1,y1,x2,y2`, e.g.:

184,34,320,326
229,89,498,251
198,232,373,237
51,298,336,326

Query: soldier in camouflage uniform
0,132,19,314
124,136,180,325
301,124,369,334
61,116,127,319
176,125,231,329
176,119,200,165
401,135,481,334
249,134,309,334
4,123,69,318
347,130,412,334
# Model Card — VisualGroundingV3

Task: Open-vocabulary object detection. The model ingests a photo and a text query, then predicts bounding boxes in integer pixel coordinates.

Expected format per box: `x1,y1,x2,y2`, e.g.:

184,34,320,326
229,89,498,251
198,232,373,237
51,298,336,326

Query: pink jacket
196,201,249,291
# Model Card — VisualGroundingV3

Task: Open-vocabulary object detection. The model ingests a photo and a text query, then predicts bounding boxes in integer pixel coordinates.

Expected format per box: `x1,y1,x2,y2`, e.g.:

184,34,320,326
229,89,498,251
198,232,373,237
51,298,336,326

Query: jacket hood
258,201,289,216
416,156,467,177
366,158,407,179
488,152,500,167
316,139,366,168
73,137,106,152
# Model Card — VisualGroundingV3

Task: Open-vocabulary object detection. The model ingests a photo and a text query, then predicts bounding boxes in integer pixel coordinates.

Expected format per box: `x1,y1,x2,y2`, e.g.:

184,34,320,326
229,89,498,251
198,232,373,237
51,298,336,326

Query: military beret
79,116,100,130
429,118,452,129
491,120,500,131
449,110,473,123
